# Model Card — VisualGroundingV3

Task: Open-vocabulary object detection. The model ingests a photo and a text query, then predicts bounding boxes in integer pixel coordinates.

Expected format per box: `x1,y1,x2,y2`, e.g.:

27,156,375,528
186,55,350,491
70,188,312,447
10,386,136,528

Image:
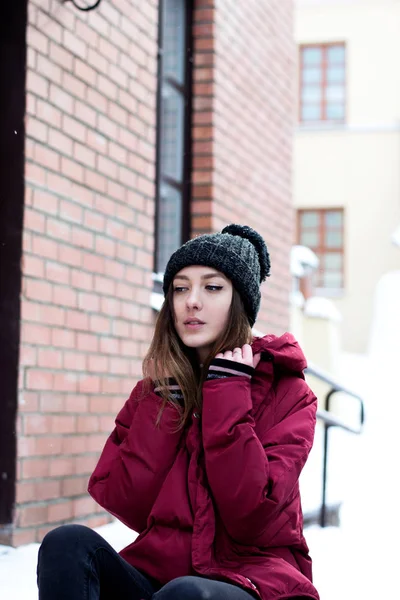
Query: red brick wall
12,0,294,546
192,0,295,334
16,0,159,546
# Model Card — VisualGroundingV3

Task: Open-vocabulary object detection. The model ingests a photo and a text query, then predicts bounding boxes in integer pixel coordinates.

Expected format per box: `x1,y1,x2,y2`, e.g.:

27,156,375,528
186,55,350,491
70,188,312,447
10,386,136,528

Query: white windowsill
313,288,345,299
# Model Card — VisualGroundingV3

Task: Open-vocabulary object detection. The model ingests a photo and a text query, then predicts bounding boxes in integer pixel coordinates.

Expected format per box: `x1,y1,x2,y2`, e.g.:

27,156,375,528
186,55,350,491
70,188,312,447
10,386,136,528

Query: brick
71,268,94,291
77,332,98,352
19,345,38,367
97,156,118,180
77,291,100,313
16,481,36,504
21,456,50,479
62,477,87,497
33,189,58,216
74,100,97,127
53,372,78,393
34,143,60,171
74,142,96,168
74,58,97,86
25,162,46,186
26,69,49,98
13,529,37,546
78,376,101,394
26,116,47,142
21,323,51,345
38,348,63,369
40,394,64,413
47,501,74,523
63,351,87,371
18,436,36,458
62,115,87,143
49,41,73,70
35,480,62,501
26,369,54,391
95,235,116,257
61,156,84,182
48,128,73,155
18,505,48,528
87,47,108,73
59,199,83,224
49,83,74,114
51,327,76,349
86,130,108,153
45,261,70,285
90,315,111,335
46,217,72,242
63,29,86,60
51,415,76,434
53,284,78,308
23,207,45,234
74,454,98,474
66,310,89,331
24,414,52,435
85,170,106,193
88,355,108,372
37,54,62,84
71,226,94,250
49,457,75,478
73,496,96,518
64,396,88,414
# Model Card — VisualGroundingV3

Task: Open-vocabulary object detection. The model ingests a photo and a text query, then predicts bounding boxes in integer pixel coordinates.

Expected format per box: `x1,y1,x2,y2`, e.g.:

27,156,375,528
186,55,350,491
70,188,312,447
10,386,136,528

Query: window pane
303,67,322,84
322,270,343,288
301,104,321,121
300,211,319,228
326,230,343,248
324,252,342,270
326,85,345,103
326,103,345,120
325,210,343,228
327,66,345,84
302,86,322,103
160,84,185,180
302,47,322,65
300,231,319,247
327,45,345,64
156,184,183,272
163,0,186,84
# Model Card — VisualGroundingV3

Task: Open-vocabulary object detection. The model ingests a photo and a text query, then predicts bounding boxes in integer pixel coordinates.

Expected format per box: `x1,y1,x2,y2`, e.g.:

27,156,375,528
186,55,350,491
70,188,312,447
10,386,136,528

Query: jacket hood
252,332,307,374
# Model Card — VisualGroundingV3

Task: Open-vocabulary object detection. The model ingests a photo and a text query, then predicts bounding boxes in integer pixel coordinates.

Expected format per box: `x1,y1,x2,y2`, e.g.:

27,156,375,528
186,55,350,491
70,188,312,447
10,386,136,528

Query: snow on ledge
304,296,342,322
291,245,319,277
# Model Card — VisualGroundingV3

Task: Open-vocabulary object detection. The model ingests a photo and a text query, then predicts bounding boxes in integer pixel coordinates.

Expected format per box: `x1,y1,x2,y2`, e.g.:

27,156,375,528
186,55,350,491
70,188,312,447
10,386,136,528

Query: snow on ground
1,348,398,600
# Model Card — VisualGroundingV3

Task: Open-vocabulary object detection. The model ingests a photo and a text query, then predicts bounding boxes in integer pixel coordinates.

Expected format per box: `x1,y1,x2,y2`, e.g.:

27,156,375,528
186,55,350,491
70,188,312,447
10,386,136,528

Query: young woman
37,224,319,600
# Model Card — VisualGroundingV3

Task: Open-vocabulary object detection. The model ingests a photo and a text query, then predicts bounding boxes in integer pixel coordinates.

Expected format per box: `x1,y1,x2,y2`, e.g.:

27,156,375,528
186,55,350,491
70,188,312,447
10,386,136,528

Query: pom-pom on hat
163,224,270,326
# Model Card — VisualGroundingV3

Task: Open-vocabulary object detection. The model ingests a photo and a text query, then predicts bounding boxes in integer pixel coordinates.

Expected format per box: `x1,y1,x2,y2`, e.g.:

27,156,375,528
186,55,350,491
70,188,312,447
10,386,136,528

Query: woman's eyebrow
173,272,226,282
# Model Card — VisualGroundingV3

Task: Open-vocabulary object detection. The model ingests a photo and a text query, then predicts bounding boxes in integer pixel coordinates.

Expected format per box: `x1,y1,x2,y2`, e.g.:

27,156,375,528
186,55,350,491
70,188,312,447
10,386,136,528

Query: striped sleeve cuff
207,358,254,381
154,377,184,405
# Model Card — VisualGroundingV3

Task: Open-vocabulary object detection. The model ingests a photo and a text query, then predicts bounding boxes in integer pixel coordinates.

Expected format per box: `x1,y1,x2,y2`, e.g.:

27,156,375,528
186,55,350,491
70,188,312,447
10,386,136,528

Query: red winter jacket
88,333,319,600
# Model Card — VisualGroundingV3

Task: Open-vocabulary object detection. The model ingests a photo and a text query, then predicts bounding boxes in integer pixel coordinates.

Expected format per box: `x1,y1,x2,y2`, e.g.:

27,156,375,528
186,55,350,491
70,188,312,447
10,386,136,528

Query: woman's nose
186,289,202,310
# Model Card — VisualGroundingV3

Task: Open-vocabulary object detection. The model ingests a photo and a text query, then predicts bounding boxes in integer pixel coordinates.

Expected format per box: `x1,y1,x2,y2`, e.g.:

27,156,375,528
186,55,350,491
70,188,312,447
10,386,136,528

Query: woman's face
172,265,233,363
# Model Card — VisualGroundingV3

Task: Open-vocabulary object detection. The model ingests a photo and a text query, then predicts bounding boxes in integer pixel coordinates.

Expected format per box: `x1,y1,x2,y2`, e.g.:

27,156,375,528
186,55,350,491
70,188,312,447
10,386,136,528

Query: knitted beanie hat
163,224,270,326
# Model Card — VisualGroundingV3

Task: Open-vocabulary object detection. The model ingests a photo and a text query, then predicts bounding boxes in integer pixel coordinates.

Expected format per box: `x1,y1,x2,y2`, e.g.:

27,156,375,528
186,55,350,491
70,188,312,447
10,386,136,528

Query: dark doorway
0,0,28,528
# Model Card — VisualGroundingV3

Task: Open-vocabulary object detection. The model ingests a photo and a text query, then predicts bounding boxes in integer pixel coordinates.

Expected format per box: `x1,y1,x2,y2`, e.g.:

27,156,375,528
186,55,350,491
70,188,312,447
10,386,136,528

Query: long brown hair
142,285,253,429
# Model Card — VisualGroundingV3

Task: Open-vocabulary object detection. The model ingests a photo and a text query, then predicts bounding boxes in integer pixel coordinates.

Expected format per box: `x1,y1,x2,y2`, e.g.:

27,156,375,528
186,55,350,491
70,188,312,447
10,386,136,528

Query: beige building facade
294,0,400,352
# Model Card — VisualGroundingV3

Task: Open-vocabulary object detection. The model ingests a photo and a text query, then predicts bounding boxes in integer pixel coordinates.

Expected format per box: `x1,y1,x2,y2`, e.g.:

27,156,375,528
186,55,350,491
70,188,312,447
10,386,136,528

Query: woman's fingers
215,345,258,369
241,344,253,365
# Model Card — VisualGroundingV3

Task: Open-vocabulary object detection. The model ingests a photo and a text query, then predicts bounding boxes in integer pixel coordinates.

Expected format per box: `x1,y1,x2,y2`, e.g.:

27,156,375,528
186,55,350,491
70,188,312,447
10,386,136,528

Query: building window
299,43,346,123
297,208,344,289
155,0,193,276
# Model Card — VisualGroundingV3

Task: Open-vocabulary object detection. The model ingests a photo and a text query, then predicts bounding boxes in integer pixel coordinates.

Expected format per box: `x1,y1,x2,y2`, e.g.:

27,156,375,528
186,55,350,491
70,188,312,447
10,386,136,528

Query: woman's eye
206,285,223,292
173,287,187,293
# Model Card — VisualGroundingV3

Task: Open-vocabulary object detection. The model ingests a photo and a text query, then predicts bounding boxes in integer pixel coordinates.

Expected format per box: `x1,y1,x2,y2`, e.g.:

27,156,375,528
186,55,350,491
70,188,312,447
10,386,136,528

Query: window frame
297,208,345,291
298,41,347,125
154,0,193,280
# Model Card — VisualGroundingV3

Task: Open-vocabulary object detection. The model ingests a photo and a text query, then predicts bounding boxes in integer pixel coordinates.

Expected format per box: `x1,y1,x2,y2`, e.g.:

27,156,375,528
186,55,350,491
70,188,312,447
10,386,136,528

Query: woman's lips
184,321,205,330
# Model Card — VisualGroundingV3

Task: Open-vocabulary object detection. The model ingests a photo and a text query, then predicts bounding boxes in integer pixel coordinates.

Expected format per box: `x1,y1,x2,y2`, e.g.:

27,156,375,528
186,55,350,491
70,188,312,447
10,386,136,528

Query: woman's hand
216,344,261,369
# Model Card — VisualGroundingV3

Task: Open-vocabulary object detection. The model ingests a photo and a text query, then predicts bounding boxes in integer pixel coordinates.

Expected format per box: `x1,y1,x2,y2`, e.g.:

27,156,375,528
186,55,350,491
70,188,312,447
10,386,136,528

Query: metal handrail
305,362,365,527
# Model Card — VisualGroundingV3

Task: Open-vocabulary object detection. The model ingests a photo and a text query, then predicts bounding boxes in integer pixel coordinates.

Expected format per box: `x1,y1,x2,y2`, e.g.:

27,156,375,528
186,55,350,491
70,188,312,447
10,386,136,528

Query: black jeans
37,524,257,600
